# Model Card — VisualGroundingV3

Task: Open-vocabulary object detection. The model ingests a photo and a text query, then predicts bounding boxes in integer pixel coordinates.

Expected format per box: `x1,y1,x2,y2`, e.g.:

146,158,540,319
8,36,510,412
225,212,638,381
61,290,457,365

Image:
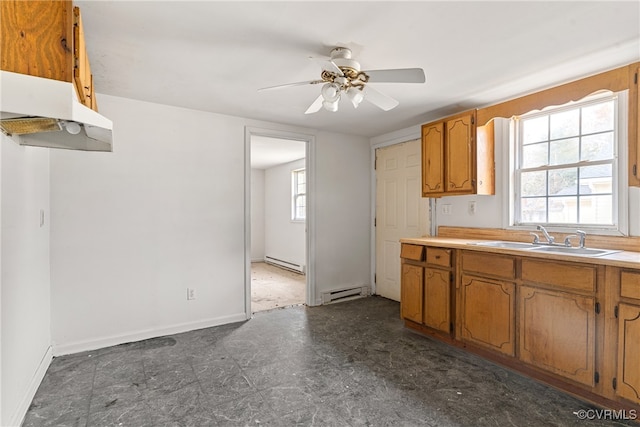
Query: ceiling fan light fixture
321,82,341,102
322,98,340,112
346,87,364,108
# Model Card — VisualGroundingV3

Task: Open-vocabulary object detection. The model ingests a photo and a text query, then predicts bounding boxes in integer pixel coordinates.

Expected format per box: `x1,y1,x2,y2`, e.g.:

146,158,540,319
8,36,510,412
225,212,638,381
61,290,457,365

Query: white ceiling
251,136,305,169
77,1,639,139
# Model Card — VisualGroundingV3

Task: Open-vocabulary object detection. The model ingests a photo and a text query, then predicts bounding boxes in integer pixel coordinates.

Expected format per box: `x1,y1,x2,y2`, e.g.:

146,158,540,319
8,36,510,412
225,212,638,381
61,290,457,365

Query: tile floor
23,297,635,426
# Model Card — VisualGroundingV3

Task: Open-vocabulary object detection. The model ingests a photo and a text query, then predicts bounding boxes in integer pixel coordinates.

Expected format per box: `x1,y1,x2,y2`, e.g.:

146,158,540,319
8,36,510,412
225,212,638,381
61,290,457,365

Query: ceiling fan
259,47,426,114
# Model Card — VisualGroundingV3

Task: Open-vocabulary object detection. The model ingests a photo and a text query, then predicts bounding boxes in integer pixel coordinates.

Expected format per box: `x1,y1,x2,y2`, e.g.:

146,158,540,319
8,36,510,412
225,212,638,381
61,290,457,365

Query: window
292,168,306,221
512,92,626,232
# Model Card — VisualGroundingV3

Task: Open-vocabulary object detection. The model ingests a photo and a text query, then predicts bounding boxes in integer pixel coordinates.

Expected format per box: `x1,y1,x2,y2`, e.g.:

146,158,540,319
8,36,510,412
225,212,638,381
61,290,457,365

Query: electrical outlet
468,201,476,215
442,204,452,215
187,288,196,300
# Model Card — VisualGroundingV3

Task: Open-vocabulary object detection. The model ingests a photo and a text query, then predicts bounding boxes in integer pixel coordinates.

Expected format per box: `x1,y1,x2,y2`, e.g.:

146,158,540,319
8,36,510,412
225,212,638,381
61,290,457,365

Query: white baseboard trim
11,345,53,427
52,313,247,357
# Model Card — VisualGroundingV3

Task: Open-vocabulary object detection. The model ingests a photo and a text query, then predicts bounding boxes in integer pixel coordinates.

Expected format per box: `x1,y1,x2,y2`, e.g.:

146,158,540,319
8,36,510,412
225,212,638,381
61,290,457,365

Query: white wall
50,95,372,354
264,158,305,269
250,169,265,262
313,131,371,302
1,138,51,427
50,96,250,354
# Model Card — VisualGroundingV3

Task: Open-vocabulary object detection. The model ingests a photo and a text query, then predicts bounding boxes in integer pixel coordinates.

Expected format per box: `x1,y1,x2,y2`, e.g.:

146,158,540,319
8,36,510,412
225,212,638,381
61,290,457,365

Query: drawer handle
435,255,441,259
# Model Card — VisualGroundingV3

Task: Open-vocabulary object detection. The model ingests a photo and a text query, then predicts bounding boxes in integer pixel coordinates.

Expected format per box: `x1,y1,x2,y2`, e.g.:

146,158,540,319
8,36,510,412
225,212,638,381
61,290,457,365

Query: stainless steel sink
469,241,540,250
469,241,621,257
529,246,621,257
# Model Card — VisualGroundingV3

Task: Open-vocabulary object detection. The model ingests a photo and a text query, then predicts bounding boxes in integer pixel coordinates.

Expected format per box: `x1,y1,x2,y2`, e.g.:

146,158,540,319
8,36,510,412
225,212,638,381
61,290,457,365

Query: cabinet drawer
621,271,640,300
521,259,596,293
427,248,451,267
401,244,425,261
462,251,515,279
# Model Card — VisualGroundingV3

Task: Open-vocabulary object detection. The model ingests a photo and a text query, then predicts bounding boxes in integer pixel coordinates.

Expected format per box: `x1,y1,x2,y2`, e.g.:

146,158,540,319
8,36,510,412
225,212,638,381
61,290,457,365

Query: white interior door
375,139,429,301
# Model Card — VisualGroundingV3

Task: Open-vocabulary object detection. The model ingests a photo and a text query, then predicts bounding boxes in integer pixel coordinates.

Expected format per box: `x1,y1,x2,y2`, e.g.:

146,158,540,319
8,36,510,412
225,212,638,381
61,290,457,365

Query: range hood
0,71,113,152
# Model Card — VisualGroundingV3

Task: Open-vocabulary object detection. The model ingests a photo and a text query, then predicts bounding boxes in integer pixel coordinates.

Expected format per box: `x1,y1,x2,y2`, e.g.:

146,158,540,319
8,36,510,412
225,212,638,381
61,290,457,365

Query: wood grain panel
617,303,640,404
519,286,595,387
401,263,423,323
477,65,630,125
424,268,451,333
476,120,495,195
446,112,474,193
521,259,596,293
426,247,451,267
621,271,640,301
421,123,444,194
461,275,515,355
462,251,515,279
0,0,73,81
400,244,424,261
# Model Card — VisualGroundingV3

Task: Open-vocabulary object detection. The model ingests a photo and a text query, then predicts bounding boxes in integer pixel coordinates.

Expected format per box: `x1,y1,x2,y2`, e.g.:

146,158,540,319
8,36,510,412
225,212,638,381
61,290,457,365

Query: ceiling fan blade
304,95,324,114
258,80,324,91
363,68,426,84
363,86,399,111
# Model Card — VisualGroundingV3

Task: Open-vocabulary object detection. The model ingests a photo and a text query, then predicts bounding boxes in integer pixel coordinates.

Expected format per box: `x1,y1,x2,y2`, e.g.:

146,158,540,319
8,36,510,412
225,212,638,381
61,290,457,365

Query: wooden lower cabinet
401,263,423,323
401,242,640,413
424,267,450,333
616,303,640,404
519,285,596,387
461,274,515,356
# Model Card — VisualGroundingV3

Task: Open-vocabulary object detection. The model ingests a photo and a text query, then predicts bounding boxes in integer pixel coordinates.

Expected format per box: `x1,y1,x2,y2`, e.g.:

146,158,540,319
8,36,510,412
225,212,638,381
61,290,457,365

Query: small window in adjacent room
511,91,627,234
292,168,306,221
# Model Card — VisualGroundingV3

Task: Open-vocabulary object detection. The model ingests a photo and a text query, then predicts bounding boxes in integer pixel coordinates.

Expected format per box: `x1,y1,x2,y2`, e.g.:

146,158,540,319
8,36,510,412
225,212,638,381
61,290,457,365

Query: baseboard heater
264,255,305,274
321,285,370,305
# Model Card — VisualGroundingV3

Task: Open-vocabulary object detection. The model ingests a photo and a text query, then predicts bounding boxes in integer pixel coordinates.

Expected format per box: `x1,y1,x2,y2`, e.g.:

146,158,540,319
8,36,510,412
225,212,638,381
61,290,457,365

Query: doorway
245,129,314,315
375,139,429,301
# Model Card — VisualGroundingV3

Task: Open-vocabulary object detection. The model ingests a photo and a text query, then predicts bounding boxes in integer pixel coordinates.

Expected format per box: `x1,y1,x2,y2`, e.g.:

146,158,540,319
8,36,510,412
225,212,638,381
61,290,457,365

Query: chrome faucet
536,225,555,244
562,229,588,248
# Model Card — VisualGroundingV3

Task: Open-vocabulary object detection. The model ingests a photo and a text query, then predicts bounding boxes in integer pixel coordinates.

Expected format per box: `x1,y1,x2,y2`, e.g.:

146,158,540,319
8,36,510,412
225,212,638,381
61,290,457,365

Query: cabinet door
401,263,423,323
616,303,640,404
461,274,515,356
519,286,595,387
446,114,475,193
422,123,445,195
424,268,450,333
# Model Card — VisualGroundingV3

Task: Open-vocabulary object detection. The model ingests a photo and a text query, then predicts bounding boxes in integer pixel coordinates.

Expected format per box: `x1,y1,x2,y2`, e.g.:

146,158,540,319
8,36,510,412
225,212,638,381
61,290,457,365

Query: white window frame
292,168,306,222
508,90,628,236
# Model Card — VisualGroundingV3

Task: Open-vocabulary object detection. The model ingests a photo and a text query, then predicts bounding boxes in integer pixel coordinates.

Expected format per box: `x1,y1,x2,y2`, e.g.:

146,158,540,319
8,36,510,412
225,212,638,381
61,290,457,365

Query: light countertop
400,236,640,269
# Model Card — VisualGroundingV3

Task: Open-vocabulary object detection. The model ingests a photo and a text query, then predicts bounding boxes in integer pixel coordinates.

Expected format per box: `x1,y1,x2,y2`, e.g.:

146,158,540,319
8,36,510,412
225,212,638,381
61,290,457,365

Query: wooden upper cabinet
421,110,494,197
422,122,445,194
446,113,474,193
0,1,98,111
0,0,73,81
73,6,96,110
